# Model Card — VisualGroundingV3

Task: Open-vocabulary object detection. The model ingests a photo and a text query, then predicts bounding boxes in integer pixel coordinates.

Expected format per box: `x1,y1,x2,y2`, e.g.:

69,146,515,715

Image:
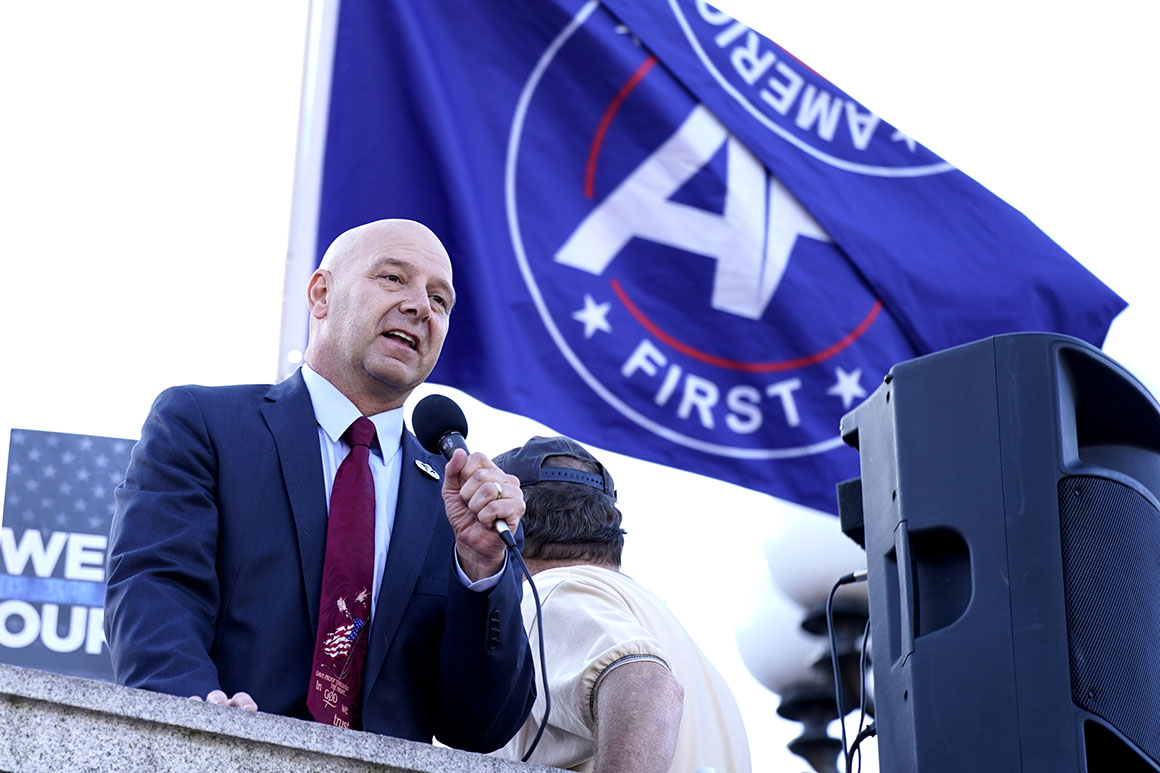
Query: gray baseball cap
493,436,616,500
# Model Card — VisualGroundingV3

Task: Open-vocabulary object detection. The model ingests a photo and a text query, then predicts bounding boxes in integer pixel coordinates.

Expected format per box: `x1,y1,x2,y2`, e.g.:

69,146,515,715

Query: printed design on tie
321,590,369,664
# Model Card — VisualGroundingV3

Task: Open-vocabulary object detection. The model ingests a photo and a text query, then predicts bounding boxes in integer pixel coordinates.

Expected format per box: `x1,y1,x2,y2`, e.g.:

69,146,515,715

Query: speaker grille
1060,475,1160,763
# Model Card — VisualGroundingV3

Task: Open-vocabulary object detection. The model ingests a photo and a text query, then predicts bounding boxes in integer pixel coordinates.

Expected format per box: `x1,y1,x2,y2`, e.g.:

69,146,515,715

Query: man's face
309,221,456,411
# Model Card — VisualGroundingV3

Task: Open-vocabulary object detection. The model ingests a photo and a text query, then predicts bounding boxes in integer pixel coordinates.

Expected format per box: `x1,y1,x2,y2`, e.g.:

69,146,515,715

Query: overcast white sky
2,2,1157,770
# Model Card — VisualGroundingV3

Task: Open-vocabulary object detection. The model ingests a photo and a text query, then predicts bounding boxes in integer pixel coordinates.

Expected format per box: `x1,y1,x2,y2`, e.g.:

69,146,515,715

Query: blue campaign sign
310,0,1123,514
1,429,132,681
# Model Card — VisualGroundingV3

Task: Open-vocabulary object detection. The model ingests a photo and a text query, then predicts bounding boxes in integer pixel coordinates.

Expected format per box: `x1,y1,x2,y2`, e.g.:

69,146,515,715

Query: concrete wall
0,663,560,772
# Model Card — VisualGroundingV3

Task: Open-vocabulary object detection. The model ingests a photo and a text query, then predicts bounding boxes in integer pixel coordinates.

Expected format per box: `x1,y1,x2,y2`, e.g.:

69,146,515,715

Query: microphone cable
502,540,551,763
826,568,868,772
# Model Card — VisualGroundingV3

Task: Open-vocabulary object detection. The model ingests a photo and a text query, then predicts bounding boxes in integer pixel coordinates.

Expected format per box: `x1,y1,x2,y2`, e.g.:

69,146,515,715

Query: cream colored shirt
495,565,751,772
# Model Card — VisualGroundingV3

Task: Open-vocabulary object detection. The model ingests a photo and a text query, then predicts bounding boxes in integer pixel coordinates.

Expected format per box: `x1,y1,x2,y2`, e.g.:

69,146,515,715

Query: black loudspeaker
839,332,1160,772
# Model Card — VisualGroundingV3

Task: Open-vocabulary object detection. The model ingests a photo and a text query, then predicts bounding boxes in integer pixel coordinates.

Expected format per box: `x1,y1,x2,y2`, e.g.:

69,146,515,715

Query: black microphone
413,394,515,546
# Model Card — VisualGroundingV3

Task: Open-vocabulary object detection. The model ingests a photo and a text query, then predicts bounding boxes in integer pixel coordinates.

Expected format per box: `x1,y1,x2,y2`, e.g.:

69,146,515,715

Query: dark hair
520,456,626,565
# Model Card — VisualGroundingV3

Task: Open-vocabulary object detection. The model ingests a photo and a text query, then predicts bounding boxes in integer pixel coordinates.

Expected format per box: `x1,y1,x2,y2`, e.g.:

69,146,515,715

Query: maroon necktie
307,416,376,729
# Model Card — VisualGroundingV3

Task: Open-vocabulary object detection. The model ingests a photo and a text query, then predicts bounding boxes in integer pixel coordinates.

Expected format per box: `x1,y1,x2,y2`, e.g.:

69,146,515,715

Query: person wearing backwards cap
491,436,751,773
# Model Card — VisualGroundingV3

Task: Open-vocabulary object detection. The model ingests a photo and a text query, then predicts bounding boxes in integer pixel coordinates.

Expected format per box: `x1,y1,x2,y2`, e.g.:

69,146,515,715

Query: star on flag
827,366,868,409
572,294,612,338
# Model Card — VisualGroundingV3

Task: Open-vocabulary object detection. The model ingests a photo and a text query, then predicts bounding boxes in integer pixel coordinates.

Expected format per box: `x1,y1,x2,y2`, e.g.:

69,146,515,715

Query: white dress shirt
300,365,501,612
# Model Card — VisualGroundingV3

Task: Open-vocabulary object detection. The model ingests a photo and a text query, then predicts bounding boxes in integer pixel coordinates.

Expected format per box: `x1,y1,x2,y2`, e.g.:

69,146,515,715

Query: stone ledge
0,663,560,772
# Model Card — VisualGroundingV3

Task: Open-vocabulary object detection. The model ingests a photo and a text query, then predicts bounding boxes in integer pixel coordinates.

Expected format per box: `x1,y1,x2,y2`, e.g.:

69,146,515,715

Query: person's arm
424,449,534,751
104,386,228,703
435,531,536,752
592,659,684,773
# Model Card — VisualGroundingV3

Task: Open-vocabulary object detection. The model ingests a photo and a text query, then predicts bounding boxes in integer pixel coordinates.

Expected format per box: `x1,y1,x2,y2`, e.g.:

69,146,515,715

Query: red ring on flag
612,278,882,373
586,55,657,199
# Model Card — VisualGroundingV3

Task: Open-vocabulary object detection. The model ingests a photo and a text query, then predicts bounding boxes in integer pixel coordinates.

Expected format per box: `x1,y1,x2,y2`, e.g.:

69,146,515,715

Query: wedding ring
494,481,504,500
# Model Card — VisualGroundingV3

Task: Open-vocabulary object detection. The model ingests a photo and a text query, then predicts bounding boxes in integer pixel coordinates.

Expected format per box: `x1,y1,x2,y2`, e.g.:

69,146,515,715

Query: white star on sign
572,294,612,339
827,366,868,409
890,129,917,152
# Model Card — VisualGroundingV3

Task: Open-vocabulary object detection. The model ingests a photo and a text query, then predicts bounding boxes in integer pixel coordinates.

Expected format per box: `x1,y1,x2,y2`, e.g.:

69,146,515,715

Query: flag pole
278,0,340,382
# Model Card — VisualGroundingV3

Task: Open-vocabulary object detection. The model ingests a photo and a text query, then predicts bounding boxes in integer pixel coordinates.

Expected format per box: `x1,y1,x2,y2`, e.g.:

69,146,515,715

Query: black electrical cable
848,721,878,767
849,617,873,773
507,544,551,763
856,616,871,726
827,569,867,773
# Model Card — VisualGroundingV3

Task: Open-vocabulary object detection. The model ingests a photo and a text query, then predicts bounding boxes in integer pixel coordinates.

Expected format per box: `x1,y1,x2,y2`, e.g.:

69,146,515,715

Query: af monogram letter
555,104,831,321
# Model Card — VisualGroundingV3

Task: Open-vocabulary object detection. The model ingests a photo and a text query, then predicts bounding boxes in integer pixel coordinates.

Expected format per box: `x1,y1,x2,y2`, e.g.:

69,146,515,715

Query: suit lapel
363,432,443,695
260,371,328,634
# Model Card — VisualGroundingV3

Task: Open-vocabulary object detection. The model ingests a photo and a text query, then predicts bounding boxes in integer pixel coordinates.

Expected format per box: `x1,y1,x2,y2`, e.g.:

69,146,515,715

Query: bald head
319,219,450,278
303,219,456,414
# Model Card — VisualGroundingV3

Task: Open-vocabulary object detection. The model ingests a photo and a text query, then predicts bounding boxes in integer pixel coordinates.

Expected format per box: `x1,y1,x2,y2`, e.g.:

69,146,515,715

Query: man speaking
104,219,535,751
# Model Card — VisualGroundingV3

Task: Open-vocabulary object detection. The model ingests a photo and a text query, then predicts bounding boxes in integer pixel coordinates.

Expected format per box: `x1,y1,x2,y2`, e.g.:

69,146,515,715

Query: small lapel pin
414,459,440,480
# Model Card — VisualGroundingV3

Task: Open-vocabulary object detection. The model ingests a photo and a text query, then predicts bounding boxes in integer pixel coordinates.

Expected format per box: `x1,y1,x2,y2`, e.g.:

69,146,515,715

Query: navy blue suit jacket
104,372,535,751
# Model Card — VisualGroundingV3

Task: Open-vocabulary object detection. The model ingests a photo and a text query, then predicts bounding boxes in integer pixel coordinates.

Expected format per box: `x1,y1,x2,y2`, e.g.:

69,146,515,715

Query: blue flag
310,0,1124,514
